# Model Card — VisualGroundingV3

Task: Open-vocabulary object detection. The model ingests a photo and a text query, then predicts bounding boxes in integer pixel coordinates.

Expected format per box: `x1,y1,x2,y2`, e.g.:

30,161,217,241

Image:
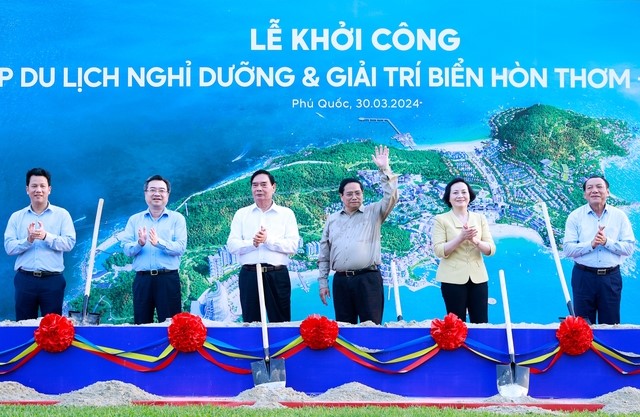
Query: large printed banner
1,0,639,324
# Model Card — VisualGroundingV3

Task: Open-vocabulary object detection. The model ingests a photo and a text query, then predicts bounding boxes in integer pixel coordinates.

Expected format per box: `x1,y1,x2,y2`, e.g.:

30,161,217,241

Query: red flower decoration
556,316,593,355
430,313,468,350
168,312,207,352
33,313,75,353
300,314,339,350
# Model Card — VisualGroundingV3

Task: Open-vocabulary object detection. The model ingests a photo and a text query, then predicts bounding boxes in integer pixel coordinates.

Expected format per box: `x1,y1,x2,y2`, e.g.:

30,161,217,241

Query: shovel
69,198,104,325
391,260,403,321
496,269,530,397
538,201,575,317
250,263,286,387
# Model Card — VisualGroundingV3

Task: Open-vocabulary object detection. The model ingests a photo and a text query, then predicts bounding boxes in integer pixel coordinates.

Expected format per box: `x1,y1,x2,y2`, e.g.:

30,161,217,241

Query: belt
136,269,178,276
242,264,285,273
574,263,619,276
18,268,62,277
336,265,379,277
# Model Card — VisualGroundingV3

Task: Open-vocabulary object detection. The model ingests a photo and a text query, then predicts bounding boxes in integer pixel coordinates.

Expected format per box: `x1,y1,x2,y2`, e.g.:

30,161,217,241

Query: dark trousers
441,279,488,324
332,271,384,325
239,267,291,323
14,271,66,321
572,266,622,325
133,271,182,324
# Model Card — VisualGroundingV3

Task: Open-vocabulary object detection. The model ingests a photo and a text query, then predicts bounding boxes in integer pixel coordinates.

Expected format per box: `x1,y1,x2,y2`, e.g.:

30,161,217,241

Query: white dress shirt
227,202,299,266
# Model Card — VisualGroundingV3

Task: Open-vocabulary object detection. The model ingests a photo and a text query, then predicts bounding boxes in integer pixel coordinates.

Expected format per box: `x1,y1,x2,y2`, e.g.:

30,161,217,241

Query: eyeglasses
344,191,362,198
146,188,168,195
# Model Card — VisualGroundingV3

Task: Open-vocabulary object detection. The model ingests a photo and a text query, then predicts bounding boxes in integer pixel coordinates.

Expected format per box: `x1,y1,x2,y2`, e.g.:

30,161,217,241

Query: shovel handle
256,263,270,354
391,260,403,321
81,295,90,321
539,201,575,316
83,199,104,315
499,270,516,361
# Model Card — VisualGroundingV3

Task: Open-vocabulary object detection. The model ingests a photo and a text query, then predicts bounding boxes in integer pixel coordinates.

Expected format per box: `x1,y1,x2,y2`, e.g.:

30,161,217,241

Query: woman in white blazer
432,178,496,323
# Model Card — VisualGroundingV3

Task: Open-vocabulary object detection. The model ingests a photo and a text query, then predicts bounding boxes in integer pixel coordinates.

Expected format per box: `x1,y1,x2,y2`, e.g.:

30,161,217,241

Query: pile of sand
1,380,640,414
55,381,162,406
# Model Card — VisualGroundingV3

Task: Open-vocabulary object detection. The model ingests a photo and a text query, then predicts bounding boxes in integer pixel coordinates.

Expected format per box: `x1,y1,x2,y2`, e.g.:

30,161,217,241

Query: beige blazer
432,210,496,284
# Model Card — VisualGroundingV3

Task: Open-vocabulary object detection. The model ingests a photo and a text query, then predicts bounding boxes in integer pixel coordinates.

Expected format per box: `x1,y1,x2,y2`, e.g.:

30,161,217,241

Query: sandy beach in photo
415,139,491,152
490,223,544,245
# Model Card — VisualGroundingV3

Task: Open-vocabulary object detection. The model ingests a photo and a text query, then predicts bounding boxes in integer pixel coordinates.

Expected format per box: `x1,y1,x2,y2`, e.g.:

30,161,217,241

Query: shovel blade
68,310,82,325
68,311,101,326
251,358,286,387
497,364,530,397
84,312,101,325
497,364,514,386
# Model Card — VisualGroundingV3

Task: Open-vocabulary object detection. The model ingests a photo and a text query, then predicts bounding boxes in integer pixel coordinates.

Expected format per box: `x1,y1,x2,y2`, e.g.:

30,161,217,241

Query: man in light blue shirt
563,175,635,324
4,168,76,321
121,175,187,324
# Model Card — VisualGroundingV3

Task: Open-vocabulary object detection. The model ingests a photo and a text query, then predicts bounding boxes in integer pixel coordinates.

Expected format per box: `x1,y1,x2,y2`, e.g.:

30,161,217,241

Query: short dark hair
250,169,275,185
339,178,363,194
582,175,609,191
442,177,476,208
26,168,51,186
144,174,171,192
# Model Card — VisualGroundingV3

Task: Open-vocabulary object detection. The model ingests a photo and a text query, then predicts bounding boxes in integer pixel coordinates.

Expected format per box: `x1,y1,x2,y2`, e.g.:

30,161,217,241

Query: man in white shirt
227,169,300,322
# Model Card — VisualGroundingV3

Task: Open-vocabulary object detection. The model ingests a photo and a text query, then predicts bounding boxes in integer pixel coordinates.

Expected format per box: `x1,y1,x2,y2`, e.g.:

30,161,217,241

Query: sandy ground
0,380,639,414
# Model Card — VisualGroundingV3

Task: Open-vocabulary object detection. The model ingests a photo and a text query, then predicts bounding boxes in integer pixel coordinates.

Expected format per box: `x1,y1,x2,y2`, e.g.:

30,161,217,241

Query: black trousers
239,266,291,323
133,271,182,324
14,270,65,321
441,279,488,324
332,270,384,325
572,266,622,325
